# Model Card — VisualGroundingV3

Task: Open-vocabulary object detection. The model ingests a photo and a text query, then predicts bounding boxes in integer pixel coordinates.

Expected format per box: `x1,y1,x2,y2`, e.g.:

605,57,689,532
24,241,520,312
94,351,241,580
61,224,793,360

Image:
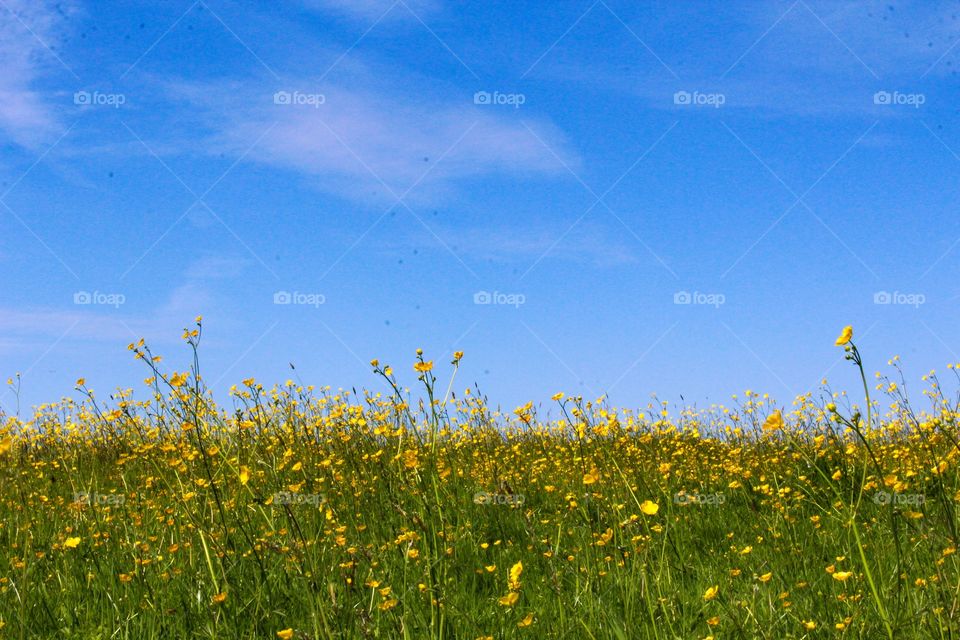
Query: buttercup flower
835,325,853,346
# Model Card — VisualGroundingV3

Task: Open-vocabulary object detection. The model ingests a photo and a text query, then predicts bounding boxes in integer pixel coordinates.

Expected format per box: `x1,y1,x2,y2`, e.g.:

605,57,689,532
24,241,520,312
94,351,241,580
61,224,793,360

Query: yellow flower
640,500,659,516
762,410,783,432
498,591,519,606
508,561,523,591
703,585,719,601
583,467,600,485
835,325,853,346
169,372,188,388
239,466,250,485
517,613,534,628
402,449,419,470
413,361,433,373
802,621,816,630
832,571,852,582
379,599,398,611
64,536,81,549
211,592,227,604
758,572,772,583
75,378,85,387
551,392,564,401
276,630,294,640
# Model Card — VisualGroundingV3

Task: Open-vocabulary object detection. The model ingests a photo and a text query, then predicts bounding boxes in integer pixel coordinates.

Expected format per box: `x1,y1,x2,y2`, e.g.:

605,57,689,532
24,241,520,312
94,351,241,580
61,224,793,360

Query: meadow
1,321,958,638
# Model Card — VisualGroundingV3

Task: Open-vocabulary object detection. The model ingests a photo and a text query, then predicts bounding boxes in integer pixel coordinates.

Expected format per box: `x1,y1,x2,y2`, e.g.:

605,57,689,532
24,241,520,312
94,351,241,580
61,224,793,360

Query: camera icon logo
73,291,92,304
473,91,491,105
473,291,492,304
673,290,692,304
873,91,891,105
273,291,292,304
73,91,91,105
873,291,891,304
673,91,691,105
273,91,292,105
873,491,891,505
473,492,492,505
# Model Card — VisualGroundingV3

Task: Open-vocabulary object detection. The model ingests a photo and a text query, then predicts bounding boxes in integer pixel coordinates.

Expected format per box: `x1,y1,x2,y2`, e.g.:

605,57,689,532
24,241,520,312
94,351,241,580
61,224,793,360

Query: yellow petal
834,325,853,346
640,500,659,516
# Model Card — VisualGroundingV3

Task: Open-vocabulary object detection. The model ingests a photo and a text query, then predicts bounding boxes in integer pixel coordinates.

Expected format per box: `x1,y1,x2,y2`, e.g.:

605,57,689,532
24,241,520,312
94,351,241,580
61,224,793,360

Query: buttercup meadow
4,2,959,637
1,323,959,638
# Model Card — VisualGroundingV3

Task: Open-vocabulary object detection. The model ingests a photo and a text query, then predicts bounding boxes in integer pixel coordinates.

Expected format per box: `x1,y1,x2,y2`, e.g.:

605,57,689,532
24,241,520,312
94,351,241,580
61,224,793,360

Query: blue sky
1,0,958,414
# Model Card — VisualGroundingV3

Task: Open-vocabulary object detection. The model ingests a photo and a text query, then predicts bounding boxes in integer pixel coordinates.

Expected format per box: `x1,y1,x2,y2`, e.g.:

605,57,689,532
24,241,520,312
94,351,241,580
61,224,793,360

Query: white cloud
174,80,577,206
184,255,250,280
363,219,638,267
0,283,214,348
445,223,637,267
769,1,960,78
0,0,74,147
547,2,960,119
302,0,439,21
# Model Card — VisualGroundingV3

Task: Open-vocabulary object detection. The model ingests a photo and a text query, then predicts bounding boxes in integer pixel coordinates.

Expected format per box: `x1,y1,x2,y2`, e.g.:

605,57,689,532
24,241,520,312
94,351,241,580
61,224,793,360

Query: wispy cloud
440,222,638,268
184,255,250,280
335,217,637,268
0,282,213,350
301,0,439,21
546,1,960,118
0,0,75,147
169,78,577,205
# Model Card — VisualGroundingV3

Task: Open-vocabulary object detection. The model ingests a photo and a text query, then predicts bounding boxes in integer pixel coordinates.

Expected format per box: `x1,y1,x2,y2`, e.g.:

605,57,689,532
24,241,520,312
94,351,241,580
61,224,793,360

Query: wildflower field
1,323,959,639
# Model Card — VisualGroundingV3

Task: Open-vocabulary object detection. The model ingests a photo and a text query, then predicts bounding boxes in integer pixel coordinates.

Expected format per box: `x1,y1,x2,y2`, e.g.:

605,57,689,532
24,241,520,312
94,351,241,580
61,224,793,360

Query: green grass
0,331,959,638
